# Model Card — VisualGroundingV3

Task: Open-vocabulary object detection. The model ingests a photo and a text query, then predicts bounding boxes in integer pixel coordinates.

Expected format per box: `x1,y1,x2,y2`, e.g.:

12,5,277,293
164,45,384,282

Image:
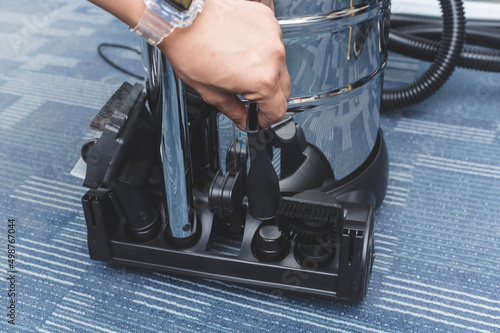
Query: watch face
165,0,193,11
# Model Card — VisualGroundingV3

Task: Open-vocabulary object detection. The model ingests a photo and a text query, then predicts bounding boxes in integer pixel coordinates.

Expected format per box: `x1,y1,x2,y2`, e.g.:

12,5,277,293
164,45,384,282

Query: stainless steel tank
274,0,390,178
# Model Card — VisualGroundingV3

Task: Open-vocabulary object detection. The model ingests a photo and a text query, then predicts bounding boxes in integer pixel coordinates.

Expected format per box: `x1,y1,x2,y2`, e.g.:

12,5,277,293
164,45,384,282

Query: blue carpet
1,1,499,332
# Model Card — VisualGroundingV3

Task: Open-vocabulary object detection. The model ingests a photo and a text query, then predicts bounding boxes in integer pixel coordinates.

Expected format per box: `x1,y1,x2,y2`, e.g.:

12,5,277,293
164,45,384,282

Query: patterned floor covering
0,1,499,332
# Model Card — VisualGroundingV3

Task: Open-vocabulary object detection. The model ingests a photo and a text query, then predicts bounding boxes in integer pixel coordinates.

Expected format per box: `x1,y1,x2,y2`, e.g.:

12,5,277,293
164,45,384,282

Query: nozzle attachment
246,103,280,220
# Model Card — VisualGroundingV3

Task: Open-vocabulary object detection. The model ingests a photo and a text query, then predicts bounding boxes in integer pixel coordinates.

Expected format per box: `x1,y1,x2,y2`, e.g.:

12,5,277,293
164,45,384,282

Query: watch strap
130,0,205,46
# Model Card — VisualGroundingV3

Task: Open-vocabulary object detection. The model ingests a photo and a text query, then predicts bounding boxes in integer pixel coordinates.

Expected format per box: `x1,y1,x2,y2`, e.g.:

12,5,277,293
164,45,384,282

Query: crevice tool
246,103,280,220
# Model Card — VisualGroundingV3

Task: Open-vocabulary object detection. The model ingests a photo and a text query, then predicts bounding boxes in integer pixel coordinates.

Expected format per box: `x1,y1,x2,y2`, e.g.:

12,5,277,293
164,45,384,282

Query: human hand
248,0,275,12
159,0,290,130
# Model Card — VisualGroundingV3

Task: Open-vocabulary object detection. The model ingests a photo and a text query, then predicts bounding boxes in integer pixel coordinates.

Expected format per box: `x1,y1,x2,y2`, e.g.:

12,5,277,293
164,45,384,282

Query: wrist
130,0,206,46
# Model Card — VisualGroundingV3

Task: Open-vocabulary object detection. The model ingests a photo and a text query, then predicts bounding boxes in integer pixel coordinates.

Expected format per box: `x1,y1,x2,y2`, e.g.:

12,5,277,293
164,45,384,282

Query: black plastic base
82,130,388,302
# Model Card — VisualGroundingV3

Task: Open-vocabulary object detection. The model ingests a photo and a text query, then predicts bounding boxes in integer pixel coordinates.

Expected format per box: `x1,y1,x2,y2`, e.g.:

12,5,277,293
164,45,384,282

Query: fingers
202,84,287,131
201,90,249,130
246,0,275,12
280,58,291,102
259,38,290,128
240,72,290,129
256,85,288,129
250,50,290,129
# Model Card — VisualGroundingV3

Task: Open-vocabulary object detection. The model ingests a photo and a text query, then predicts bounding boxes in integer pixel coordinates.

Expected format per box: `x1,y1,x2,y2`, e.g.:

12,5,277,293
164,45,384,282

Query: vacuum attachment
272,118,335,194
82,82,160,242
83,82,144,189
276,189,343,266
277,191,342,245
208,139,248,233
246,103,280,220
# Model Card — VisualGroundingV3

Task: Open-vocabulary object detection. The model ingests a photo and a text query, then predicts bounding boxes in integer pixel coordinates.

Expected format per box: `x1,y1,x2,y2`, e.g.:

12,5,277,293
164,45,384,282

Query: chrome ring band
278,1,384,33
287,63,385,108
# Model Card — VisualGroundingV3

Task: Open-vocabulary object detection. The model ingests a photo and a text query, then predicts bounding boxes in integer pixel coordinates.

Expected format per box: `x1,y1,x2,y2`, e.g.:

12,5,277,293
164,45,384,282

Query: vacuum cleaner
76,0,499,301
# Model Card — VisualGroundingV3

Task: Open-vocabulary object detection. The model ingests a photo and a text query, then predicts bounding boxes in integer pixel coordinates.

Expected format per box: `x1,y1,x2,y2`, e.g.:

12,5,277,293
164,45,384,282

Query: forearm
88,0,145,27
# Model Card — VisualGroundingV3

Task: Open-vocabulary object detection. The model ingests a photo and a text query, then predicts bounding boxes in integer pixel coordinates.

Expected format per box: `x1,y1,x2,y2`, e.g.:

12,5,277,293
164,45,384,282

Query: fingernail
235,122,246,131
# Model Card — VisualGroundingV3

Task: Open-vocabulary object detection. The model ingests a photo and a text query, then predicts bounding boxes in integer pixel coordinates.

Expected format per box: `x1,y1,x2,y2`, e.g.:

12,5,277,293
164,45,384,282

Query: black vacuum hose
388,30,500,73
390,13,500,30
398,26,500,49
382,0,466,111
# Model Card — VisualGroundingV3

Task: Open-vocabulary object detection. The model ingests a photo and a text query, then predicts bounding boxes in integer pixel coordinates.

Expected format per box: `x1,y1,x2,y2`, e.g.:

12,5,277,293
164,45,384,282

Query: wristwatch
130,0,206,46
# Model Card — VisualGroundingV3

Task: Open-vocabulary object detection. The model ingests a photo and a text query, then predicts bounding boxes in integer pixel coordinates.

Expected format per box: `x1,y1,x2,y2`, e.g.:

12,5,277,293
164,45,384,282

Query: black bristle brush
276,188,344,246
89,81,133,132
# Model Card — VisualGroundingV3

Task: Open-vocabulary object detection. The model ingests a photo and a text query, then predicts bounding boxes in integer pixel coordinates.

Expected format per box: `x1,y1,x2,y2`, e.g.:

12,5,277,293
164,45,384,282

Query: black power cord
97,43,144,80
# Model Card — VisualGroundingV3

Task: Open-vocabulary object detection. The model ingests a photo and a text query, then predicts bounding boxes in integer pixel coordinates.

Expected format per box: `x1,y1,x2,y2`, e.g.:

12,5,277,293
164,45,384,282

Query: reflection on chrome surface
275,0,383,18
276,0,389,178
142,42,197,239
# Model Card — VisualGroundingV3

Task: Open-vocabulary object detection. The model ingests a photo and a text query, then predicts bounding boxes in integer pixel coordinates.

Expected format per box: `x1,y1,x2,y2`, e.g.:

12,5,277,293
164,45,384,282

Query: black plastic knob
295,243,334,267
255,224,286,262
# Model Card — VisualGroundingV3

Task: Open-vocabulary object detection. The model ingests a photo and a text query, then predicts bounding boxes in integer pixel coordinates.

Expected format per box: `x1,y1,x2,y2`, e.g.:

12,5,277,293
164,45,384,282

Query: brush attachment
276,189,343,247
89,81,133,132
83,82,147,189
83,82,160,241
